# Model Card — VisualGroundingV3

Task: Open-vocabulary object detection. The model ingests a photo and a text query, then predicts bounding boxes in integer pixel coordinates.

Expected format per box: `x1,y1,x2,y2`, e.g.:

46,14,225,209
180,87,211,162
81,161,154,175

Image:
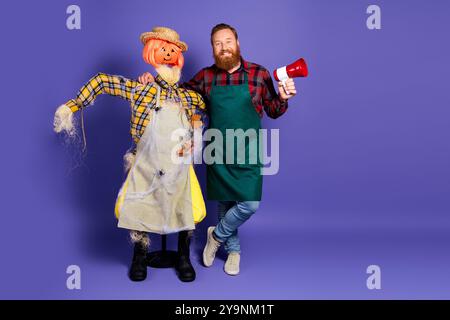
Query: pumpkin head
142,39,184,69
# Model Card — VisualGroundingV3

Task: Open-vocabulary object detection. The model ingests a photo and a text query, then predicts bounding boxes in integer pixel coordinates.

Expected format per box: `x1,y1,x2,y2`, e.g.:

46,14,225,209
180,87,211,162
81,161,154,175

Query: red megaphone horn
273,57,308,82
273,58,308,95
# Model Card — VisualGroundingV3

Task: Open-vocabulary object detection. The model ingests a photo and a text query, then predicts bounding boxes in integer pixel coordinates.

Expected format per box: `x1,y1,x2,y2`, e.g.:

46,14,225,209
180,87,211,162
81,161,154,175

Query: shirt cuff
66,99,83,112
280,97,289,109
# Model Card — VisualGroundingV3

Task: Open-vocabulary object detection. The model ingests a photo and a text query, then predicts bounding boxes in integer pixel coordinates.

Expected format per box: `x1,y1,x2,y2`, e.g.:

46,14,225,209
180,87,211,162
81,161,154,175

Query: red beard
214,46,241,71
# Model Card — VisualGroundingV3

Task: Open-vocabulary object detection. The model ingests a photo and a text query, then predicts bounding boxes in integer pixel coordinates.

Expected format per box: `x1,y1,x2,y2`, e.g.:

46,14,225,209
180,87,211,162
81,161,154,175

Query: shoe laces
212,239,221,253
209,236,221,257
227,253,239,267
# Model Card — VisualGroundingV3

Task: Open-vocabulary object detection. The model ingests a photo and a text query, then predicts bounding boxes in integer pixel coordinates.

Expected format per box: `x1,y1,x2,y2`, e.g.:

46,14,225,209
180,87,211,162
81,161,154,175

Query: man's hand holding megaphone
273,57,308,100
277,78,297,100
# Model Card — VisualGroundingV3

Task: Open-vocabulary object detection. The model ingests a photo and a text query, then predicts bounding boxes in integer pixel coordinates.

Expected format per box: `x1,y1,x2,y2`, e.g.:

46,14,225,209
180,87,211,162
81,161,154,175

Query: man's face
212,28,241,71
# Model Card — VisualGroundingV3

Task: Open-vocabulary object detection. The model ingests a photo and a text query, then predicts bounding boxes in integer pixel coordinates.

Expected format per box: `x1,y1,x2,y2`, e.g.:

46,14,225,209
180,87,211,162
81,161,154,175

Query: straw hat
140,27,188,52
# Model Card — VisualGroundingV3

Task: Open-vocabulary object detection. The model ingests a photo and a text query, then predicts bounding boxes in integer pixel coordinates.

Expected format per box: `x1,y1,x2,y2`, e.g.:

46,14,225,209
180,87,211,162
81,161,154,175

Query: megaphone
273,58,308,95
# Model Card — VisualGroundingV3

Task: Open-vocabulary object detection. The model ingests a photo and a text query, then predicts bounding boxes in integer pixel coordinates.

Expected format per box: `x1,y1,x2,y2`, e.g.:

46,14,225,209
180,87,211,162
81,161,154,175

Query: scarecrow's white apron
114,86,205,234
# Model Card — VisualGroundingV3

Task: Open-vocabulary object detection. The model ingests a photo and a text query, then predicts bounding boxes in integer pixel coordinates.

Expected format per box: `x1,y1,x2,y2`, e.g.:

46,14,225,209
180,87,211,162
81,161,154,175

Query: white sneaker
203,226,221,267
224,252,240,276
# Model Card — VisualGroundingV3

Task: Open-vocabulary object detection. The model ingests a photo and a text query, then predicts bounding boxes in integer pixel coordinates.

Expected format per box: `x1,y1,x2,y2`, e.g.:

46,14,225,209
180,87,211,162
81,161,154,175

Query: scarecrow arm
65,73,141,112
54,73,140,136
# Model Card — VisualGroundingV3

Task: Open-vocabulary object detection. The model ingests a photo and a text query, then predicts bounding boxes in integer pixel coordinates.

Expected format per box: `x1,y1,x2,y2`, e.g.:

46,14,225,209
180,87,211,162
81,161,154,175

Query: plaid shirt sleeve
183,69,209,128
183,68,207,97
260,68,289,119
65,73,140,112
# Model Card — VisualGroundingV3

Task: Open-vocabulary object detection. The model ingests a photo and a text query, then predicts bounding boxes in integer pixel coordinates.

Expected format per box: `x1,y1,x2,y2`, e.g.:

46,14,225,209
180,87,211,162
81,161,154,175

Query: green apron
206,71,263,201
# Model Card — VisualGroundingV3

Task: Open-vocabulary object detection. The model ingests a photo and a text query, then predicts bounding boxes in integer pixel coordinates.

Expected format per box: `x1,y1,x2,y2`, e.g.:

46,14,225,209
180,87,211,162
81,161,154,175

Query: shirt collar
240,58,250,73
155,74,179,89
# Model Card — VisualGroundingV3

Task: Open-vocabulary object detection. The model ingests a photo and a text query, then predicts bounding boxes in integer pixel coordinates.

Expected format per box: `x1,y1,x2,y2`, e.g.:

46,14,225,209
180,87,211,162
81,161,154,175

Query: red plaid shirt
184,57,288,119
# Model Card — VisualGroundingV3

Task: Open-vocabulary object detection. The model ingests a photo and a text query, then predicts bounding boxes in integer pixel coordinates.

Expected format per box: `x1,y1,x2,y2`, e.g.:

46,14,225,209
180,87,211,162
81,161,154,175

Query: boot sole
129,274,147,282
176,274,196,282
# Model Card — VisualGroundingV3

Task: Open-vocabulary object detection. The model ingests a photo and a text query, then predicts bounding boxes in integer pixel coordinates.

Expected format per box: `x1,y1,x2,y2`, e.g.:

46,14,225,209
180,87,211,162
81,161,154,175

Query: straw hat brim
140,32,188,52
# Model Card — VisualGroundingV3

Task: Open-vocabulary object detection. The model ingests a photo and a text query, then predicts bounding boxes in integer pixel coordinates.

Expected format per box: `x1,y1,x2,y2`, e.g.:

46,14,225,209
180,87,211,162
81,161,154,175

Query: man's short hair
210,23,239,44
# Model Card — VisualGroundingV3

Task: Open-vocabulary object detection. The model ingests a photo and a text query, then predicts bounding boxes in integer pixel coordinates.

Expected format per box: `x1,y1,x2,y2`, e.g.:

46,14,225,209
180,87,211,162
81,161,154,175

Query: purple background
1,0,450,299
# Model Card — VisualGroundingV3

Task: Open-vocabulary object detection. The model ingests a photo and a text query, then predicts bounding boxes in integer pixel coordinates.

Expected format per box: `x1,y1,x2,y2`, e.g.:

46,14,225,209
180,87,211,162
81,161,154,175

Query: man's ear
237,40,240,47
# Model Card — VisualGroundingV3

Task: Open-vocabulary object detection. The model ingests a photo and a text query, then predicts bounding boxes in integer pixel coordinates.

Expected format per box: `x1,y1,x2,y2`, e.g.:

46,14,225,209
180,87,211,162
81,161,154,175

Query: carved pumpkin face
142,39,184,69
153,42,181,66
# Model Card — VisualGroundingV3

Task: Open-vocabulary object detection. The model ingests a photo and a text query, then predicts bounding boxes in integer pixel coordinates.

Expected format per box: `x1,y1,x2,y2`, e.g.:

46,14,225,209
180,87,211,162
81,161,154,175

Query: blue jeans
213,201,260,253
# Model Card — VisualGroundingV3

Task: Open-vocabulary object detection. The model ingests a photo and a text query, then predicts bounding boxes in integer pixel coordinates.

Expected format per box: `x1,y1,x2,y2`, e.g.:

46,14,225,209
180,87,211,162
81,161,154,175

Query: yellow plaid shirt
65,73,206,145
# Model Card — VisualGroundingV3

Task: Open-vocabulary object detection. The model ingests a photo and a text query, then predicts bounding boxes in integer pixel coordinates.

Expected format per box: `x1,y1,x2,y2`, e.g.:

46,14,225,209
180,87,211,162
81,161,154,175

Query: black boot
129,242,148,281
175,231,196,282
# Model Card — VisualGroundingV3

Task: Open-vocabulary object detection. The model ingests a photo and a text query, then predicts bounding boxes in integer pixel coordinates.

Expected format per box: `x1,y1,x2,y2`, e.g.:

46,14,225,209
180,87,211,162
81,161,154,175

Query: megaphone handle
281,79,290,95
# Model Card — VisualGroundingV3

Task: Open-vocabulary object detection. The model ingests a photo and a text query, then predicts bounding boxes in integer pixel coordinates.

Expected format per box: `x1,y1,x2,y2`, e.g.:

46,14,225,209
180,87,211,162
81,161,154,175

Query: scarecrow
53,27,206,282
